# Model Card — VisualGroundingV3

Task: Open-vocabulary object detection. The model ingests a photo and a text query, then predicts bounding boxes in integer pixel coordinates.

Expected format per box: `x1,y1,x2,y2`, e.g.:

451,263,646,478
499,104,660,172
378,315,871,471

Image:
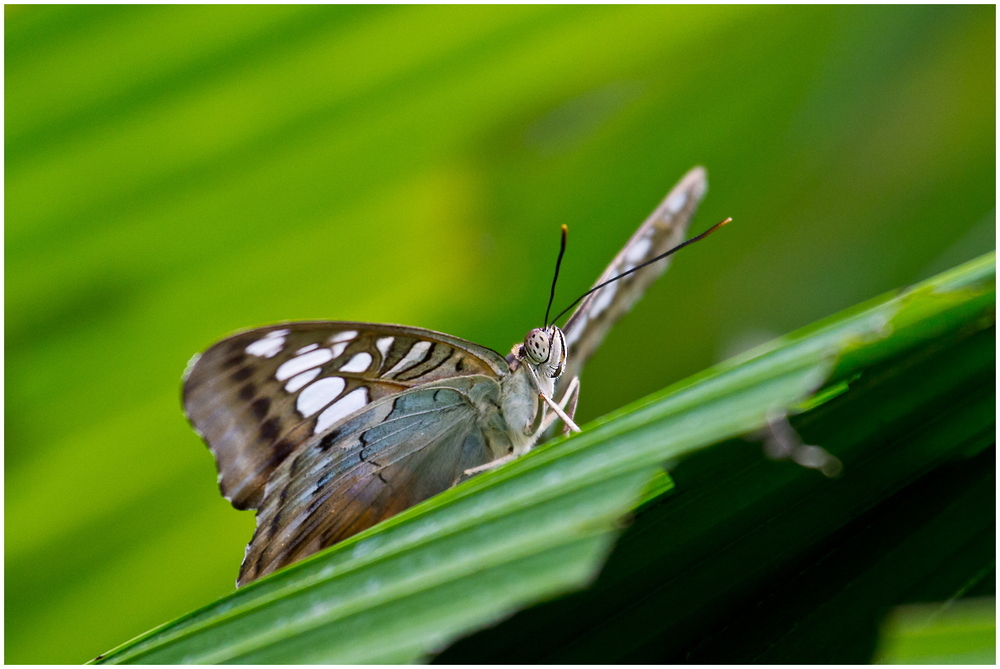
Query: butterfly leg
522,362,581,434
538,376,581,435
558,376,580,435
464,453,517,477
454,452,518,486
539,393,580,433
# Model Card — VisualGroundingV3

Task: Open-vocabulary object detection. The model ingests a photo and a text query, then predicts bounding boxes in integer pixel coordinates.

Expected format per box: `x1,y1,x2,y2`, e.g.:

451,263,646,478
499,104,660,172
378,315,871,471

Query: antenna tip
719,217,733,226
560,224,568,233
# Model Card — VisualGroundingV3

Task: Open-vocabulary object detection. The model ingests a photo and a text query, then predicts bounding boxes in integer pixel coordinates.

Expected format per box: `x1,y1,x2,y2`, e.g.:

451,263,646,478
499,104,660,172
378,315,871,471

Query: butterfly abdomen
496,364,547,457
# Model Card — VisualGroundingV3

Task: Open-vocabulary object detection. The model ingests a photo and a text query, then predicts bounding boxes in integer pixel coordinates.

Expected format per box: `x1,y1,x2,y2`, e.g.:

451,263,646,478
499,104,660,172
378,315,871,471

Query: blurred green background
5,5,994,664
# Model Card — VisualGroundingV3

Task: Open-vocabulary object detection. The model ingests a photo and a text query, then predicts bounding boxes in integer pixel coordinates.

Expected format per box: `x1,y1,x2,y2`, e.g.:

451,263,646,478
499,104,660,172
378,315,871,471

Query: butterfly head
519,325,566,379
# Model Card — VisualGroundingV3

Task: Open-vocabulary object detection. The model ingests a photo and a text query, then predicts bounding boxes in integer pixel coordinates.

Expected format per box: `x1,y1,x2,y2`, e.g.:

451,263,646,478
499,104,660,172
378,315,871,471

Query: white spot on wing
245,329,289,358
246,338,283,358
590,282,617,316
315,387,368,434
385,340,431,377
665,190,688,214
330,341,349,358
275,348,334,381
566,313,588,345
285,367,322,393
297,377,345,416
376,337,394,358
296,343,319,355
331,330,357,343
625,236,652,263
340,352,373,373
182,353,201,382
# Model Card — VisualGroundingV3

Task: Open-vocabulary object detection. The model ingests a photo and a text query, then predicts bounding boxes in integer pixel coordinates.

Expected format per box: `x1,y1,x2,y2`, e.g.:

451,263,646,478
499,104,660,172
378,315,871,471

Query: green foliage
6,6,994,663
93,254,994,663
874,598,996,664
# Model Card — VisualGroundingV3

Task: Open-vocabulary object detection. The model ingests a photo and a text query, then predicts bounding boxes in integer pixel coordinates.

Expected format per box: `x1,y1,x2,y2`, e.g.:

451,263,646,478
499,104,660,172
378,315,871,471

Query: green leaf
440,253,995,663
874,597,996,664
93,253,994,663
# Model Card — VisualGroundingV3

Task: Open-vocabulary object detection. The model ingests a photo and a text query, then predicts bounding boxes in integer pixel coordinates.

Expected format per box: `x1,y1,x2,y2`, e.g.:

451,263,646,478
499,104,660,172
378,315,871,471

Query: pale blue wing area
238,375,509,585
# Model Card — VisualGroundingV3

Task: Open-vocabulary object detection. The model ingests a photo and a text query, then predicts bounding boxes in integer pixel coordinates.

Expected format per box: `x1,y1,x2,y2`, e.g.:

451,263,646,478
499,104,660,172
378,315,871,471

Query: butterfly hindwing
238,376,507,585
558,166,708,394
182,322,509,511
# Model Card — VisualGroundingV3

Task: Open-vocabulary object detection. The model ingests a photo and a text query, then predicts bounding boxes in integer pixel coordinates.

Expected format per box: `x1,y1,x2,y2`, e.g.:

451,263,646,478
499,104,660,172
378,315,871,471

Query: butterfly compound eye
523,329,550,364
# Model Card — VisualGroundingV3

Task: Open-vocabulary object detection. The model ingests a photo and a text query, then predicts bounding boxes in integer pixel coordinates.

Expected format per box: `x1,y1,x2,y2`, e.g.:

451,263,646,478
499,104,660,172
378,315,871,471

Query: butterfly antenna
551,217,732,325
544,224,569,326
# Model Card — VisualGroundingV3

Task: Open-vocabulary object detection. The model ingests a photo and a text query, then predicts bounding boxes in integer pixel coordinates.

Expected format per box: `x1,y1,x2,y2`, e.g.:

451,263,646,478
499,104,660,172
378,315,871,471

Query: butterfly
183,166,724,586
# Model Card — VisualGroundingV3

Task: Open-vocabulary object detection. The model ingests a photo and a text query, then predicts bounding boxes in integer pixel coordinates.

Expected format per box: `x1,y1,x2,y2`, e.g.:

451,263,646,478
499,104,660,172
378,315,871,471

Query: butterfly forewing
558,166,708,393
183,322,508,511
